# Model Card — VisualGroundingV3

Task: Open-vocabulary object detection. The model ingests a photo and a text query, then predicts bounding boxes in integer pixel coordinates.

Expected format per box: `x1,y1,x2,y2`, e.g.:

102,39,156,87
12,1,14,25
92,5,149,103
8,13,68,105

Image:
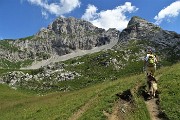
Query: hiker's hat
147,48,152,53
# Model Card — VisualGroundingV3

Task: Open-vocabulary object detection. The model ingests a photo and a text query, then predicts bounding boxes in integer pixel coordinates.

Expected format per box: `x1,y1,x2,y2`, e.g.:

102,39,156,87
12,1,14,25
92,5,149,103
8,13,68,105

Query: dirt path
144,74,166,120
105,100,130,120
110,91,162,120
109,103,120,120
68,96,97,120
104,89,133,120
145,98,161,120
103,101,122,120
106,75,164,120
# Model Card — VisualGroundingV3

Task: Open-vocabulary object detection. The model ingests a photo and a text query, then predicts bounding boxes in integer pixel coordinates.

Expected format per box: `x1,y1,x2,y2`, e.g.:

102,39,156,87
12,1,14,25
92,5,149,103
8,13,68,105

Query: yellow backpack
147,54,155,67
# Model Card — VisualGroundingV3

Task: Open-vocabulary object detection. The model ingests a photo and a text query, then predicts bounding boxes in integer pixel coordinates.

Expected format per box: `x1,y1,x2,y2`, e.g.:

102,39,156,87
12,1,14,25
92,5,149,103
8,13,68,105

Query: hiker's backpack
147,54,155,67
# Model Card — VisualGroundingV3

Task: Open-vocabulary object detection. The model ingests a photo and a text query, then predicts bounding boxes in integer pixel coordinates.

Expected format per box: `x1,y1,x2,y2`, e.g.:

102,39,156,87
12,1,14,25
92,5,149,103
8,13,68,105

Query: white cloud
154,0,180,24
81,2,138,31
27,0,81,18
41,10,49,19
81,4,98,21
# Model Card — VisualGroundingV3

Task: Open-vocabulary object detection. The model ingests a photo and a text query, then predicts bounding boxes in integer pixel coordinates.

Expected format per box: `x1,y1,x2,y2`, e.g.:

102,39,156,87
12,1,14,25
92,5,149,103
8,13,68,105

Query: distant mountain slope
114,16,180,63
1,16,179,69
22,37,118,69
0,17,119,68
27,16,179,69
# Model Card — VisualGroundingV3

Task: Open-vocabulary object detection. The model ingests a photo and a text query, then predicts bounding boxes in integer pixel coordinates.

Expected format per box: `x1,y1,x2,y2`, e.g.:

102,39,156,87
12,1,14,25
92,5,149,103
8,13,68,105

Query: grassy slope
60,49,143,91
0,49,144,93
0,72,149,120
158,63,180,120
0,59,33,69
0,62,179,120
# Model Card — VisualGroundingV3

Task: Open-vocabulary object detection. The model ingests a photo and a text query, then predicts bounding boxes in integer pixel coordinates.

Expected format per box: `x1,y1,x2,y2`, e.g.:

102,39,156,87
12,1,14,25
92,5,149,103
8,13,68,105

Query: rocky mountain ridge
0,17,119,64
115,16,180,61
1,16,180,65
0,16,179,69
0,16,180,92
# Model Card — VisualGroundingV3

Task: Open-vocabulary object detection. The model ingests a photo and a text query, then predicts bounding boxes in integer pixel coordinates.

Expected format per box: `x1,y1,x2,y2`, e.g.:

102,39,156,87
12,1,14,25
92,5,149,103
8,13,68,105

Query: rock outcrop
0,17,119,63
0,63,80,91
115,16,180,61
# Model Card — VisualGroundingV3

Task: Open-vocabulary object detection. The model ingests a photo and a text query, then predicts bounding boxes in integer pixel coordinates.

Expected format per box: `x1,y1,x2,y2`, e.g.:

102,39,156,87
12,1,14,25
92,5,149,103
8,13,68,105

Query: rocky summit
115,16,180,61
0,17,119,63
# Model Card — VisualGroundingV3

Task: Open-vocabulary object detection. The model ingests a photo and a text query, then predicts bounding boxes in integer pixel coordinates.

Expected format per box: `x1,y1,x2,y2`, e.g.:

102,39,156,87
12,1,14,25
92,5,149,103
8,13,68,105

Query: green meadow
0,62,179,120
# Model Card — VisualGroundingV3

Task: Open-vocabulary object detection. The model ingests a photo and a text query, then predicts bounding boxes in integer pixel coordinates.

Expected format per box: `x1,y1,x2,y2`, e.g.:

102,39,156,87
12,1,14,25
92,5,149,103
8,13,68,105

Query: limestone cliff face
0,17,119,61
118,16,180,45
0,16,179,64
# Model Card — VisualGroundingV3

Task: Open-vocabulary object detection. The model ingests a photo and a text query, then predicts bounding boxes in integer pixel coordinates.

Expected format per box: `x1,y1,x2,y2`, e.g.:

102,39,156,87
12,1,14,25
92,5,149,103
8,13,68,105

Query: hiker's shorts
146,66,156,76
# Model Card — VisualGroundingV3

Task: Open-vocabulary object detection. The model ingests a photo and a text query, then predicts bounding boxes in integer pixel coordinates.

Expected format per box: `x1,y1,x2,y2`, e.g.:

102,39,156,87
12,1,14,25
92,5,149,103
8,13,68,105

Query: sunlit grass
158,63,180,120
0,71,150,120
0,62,179,120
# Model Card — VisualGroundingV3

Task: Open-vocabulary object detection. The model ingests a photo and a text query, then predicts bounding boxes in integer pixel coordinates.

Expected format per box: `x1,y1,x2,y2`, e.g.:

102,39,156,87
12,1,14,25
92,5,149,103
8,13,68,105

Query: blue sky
0,0,180,39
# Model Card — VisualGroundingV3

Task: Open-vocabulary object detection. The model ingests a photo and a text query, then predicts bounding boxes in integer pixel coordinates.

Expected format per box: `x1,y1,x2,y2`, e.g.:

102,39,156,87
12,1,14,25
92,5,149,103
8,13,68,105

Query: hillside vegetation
0,70,148,120
157,63,180,120
0,62,179,120
0,48,145,93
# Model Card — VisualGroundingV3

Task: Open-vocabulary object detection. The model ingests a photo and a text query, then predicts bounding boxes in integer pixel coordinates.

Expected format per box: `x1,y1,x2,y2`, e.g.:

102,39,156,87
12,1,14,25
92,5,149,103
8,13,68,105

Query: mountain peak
117,16,161,42
127,16,149,28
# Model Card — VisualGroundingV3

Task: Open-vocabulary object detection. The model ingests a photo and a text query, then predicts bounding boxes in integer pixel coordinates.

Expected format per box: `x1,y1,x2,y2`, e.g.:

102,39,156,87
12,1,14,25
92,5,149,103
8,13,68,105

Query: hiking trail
106,74,169,120
145,98,161,120
103,100,123,120
104,99,133,120
68,96,98,120
103,89,134,120
144,74,168,120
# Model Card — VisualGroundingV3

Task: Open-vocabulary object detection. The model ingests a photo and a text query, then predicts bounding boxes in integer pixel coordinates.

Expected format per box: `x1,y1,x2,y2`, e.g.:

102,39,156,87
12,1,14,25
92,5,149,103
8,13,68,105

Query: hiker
144,48,157,77
144,48,158,96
